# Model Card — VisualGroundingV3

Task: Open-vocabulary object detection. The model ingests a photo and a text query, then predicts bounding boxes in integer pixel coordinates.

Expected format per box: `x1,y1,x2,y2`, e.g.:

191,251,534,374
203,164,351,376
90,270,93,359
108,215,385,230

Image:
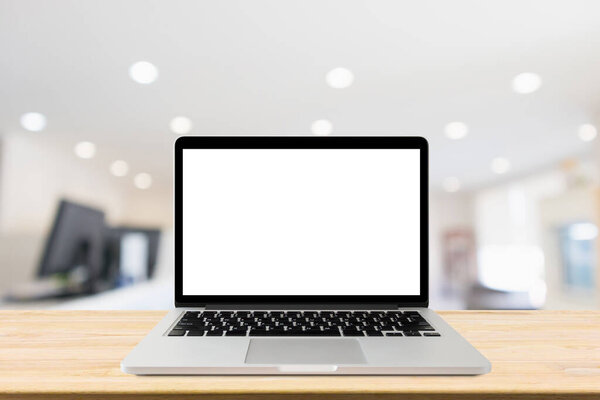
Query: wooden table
1,310,599,399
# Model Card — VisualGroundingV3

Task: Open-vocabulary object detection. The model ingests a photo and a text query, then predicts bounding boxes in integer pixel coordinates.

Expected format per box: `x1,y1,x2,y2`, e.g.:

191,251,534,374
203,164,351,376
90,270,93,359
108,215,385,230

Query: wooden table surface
1,310,599,400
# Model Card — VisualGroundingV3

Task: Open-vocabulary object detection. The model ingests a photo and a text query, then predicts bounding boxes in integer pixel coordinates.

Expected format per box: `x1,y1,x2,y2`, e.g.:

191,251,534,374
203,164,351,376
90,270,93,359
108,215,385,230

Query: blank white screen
182,148,420,295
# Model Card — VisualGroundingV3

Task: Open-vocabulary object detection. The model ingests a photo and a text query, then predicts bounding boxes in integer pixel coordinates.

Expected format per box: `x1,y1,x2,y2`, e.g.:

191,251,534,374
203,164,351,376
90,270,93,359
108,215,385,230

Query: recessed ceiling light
129,61,158,84
74,141,96,159
578,124,598,142
444,122,469,140
110,160,129,177
512,72,542,94
442,177,461,193
311,119,333,136
134,173,153,190
326,67,354,89
169,116,193,135
20,112,47,132
491,157,511,174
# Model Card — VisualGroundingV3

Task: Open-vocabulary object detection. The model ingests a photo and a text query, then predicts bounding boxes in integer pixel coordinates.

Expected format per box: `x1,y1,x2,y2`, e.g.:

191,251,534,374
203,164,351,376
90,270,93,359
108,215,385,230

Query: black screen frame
175,136,429,307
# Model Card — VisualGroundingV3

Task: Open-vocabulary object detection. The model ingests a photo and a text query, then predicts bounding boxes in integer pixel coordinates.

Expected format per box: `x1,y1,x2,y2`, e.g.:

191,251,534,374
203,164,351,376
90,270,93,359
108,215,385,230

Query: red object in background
442,229,477,293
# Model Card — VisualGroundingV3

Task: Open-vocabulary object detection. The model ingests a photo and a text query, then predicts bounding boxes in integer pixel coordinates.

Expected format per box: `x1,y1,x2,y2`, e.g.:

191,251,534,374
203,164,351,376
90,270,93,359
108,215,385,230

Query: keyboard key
290,330,341,336
396,326,422,331
249,329,268,336
385,332,403,336
423,332,441,337
225,330,247,336
184,311,200,318
343,330,365,337
253,312,267,317
366,331,384,336
404,331,421,336
171,326,185,330
168,330,186,336
187,330,205,336
206,330,224,336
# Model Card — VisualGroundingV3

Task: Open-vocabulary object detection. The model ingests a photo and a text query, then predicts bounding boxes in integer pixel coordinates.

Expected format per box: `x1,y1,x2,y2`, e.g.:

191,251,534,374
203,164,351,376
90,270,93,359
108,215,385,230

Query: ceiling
1,0,600,193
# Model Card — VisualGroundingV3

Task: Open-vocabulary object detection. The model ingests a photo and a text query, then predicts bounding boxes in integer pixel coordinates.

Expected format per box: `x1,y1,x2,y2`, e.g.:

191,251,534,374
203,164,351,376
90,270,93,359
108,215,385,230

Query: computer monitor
38,200,107,288
108,227,161,284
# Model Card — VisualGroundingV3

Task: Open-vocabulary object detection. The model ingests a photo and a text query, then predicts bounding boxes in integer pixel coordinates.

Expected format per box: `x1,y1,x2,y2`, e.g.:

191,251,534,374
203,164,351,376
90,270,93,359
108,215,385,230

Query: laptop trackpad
245,338,367,365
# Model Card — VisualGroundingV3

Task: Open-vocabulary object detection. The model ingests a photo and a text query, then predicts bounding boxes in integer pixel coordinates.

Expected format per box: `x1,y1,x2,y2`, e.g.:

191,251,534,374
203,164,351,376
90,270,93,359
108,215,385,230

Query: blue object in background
559,222,596,289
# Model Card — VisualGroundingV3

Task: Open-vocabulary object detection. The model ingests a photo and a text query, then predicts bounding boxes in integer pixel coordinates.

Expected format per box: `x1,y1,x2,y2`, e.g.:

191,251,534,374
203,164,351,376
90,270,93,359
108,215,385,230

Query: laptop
121,136,491,375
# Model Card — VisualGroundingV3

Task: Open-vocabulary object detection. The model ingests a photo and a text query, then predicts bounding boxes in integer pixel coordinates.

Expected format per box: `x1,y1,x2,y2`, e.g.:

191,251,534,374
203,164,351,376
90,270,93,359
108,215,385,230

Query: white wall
120,190,173,229
0,133,127,234
0,133,172,290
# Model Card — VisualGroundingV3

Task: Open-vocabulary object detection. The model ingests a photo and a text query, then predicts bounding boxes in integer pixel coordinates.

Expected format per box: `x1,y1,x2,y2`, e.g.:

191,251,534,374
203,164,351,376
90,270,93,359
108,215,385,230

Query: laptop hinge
203,303,399,310
398,300,429,308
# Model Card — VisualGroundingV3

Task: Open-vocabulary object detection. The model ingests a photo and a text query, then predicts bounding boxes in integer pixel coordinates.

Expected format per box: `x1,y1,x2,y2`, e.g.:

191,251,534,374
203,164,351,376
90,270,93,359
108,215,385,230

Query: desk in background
0,310,599,399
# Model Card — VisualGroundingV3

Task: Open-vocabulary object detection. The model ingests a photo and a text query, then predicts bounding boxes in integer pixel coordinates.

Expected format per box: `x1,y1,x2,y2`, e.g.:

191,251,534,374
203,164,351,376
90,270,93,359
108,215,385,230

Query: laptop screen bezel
174,136,429,307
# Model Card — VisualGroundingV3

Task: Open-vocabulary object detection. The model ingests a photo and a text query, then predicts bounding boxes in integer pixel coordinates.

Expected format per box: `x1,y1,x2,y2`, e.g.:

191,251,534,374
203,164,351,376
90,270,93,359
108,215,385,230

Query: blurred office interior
1,0,599,310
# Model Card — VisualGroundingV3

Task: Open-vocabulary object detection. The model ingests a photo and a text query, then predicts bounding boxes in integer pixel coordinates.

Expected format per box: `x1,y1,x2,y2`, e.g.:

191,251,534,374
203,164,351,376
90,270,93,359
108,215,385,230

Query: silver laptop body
122,136,491,375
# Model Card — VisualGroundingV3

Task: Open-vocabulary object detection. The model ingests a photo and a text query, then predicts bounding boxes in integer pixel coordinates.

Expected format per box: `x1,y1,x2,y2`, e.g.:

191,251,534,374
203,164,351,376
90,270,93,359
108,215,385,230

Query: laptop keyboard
167,310,440,337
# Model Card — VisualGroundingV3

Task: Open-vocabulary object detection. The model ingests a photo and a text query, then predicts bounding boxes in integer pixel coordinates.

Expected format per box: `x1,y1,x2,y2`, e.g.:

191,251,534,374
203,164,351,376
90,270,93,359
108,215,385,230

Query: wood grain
0,310,599,399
